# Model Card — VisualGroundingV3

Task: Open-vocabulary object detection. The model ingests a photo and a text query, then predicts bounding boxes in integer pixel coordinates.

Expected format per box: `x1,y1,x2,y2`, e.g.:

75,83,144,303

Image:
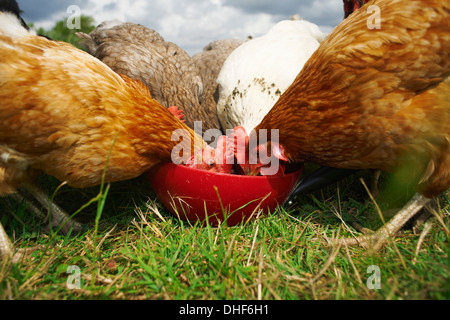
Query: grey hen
77,21,218,133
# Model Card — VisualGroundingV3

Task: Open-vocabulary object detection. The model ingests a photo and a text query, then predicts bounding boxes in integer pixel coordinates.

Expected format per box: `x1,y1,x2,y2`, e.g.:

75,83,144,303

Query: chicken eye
208,160,215,167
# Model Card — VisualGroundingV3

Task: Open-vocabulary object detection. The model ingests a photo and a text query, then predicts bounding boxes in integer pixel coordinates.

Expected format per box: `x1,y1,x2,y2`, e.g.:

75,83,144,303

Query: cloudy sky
19,0,346,55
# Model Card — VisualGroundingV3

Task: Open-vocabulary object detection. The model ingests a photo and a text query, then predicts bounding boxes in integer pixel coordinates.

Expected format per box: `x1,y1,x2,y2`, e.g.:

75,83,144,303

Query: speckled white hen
216,19,324,134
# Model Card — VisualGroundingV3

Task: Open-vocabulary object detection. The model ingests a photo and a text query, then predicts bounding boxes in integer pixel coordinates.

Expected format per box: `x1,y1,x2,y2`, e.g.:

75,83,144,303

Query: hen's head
343,0,370,18
231,126,288,176
186,135,234,173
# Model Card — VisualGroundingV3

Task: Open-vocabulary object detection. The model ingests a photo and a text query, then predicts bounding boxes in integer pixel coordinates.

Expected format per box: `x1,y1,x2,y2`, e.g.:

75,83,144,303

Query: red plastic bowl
147,163,303,226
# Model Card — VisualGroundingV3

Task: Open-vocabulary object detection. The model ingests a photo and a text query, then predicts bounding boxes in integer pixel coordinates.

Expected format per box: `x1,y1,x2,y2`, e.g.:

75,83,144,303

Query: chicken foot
20,182,83,234
336,193,431,251
11,192,51,231
12,191,81,234
0,221,43,263
0,182,80,263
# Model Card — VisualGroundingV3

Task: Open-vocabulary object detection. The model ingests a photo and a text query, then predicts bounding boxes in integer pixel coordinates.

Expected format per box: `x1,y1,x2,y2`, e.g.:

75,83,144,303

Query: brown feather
255,0,450,197
76,22,220,132
0,21,203,194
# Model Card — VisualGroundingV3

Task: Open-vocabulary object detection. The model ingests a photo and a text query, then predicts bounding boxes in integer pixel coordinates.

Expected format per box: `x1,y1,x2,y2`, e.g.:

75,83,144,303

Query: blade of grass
93,132,120,242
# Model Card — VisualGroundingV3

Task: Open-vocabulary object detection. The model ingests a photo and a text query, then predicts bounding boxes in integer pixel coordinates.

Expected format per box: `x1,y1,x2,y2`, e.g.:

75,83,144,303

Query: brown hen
247,0,450,250
0,12,207,261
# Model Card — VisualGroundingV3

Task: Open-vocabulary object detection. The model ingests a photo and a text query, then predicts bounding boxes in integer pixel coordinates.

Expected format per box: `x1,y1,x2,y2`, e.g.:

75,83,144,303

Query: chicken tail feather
286,166,358,204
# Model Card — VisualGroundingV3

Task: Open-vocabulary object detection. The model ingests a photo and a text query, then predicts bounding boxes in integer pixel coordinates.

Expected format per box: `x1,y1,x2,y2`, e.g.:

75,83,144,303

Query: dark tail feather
285,166,357,204
343,0,370,19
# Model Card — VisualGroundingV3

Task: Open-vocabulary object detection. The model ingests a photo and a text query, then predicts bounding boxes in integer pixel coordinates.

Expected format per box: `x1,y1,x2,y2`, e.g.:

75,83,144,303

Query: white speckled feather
216,20,323,133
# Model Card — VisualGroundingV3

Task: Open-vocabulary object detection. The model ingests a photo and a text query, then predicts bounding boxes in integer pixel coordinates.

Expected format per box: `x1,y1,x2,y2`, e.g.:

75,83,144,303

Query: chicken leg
20,182,83,234
1,182,82,263
337,193,431,251
0,221,14,259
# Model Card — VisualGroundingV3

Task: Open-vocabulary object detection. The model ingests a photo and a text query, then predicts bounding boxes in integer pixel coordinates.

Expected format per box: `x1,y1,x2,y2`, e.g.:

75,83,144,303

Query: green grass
0,171,448,300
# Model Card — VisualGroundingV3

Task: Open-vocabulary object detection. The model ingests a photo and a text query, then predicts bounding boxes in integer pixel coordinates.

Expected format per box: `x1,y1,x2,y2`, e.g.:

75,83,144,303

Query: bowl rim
153,162,303,179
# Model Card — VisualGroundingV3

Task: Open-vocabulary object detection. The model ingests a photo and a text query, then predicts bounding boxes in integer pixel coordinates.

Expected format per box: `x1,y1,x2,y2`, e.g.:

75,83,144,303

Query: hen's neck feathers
76,22,210,132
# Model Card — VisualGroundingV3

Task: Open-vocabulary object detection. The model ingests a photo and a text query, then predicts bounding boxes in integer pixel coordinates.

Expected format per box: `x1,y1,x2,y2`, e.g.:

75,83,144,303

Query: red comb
168,106,186,123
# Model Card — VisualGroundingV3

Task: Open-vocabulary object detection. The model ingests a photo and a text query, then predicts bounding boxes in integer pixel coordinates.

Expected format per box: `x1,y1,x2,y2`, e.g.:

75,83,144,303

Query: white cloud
19,0,344,55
